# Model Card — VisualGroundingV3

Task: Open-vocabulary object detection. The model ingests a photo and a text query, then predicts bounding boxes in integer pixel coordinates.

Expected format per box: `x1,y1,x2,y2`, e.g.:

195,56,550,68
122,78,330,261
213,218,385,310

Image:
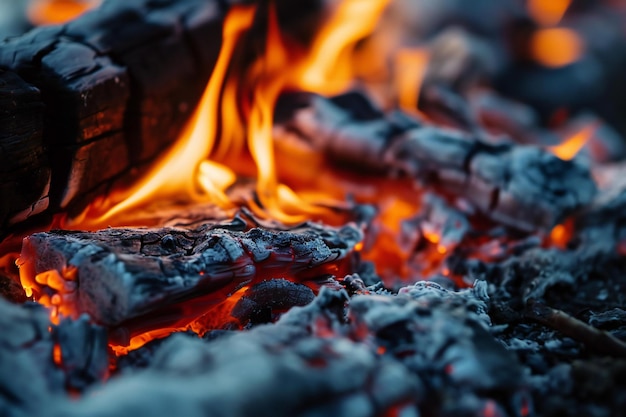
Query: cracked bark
274,92,597,232
0,0,229,237
17,213,362,344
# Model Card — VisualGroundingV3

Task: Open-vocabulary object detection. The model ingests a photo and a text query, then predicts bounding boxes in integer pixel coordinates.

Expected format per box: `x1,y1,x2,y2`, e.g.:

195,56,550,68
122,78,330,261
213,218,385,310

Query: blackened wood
54,315,109,391
275,92,597,232
0,0,228,233
0,70,49,230
230,278,315,325
18,214,362,342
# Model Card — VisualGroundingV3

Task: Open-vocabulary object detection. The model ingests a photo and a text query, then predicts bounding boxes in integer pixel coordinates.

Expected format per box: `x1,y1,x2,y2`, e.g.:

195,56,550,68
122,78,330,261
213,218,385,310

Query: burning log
0,0,229,234
275,92,597,232
17,214,362,344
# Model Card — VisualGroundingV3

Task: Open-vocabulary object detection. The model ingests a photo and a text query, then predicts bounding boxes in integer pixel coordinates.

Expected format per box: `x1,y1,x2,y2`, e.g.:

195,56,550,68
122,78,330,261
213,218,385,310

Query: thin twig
524,300,626,358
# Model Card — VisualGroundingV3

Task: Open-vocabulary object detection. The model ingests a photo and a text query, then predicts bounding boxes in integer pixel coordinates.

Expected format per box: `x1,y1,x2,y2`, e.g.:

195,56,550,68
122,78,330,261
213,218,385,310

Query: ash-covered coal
0,298,107,417
28,283,536,417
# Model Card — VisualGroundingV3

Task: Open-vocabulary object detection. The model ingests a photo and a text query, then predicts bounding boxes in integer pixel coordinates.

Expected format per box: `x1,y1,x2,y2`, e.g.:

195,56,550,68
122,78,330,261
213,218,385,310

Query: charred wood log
230,278,315,326
17,214,362,344
0,69,49,230
0,0,229,235
274,92,597,232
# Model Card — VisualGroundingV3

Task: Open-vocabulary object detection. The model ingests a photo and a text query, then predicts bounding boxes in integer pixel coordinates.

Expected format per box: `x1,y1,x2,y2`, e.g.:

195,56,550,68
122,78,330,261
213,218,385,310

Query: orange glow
68,0,391,228
359,197,421,280
550,123,596,160
19,264,79,324
110,328,185,356
530,28,583,68
297,0,391,95
28,0,101,26
86,6,256,225
53,344,62,366
549,220,573,249
110,285,251,355
189,285,250,334
394,47,430,112
528,0,572,26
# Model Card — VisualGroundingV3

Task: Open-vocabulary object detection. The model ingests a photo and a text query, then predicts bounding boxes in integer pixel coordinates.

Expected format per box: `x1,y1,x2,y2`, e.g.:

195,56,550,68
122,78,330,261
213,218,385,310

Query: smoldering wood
0,299,62,417
18,214,362,343
0,70,49,230
40,283,532,417
230,278,315,325
42,289,422,417
0,0,229,236
274,92,597,232
54,315,109,391
417,84,482,133
0,298,107,417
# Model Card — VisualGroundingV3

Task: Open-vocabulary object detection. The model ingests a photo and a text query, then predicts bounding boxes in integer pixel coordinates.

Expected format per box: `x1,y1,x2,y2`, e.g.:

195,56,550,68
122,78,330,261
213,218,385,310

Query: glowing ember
394,47,430,113
53,343,62,366
550,123,596,160
27,0,101,25
530,28,583,68
527,0,572,26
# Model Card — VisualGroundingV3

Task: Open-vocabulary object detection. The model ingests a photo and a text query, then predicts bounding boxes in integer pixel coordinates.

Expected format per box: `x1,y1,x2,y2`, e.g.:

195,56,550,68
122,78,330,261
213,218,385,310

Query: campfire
1,0,626,416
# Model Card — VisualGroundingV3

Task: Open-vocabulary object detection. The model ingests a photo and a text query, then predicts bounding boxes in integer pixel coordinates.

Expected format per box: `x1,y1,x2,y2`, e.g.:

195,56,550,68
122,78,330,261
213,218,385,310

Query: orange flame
90,6,256,224
53,344,62,366
70,0,390,228
530,28,583,68
28,0,101,25
550,123,596,160
394,47,430,112
297,0,391,95
528,0,572,26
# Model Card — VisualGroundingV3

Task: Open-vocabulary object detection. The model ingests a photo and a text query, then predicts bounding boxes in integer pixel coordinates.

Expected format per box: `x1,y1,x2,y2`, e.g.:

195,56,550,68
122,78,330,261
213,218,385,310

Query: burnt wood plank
0,0,229,233
17,214,362,343
0,69,49,230
274,92,597,232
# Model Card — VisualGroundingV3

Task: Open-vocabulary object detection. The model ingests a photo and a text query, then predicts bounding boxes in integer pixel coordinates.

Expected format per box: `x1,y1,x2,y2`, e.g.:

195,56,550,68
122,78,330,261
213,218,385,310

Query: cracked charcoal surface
18,215,362,340
38,285,531,417
0,298,108,417
275,92,597,232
